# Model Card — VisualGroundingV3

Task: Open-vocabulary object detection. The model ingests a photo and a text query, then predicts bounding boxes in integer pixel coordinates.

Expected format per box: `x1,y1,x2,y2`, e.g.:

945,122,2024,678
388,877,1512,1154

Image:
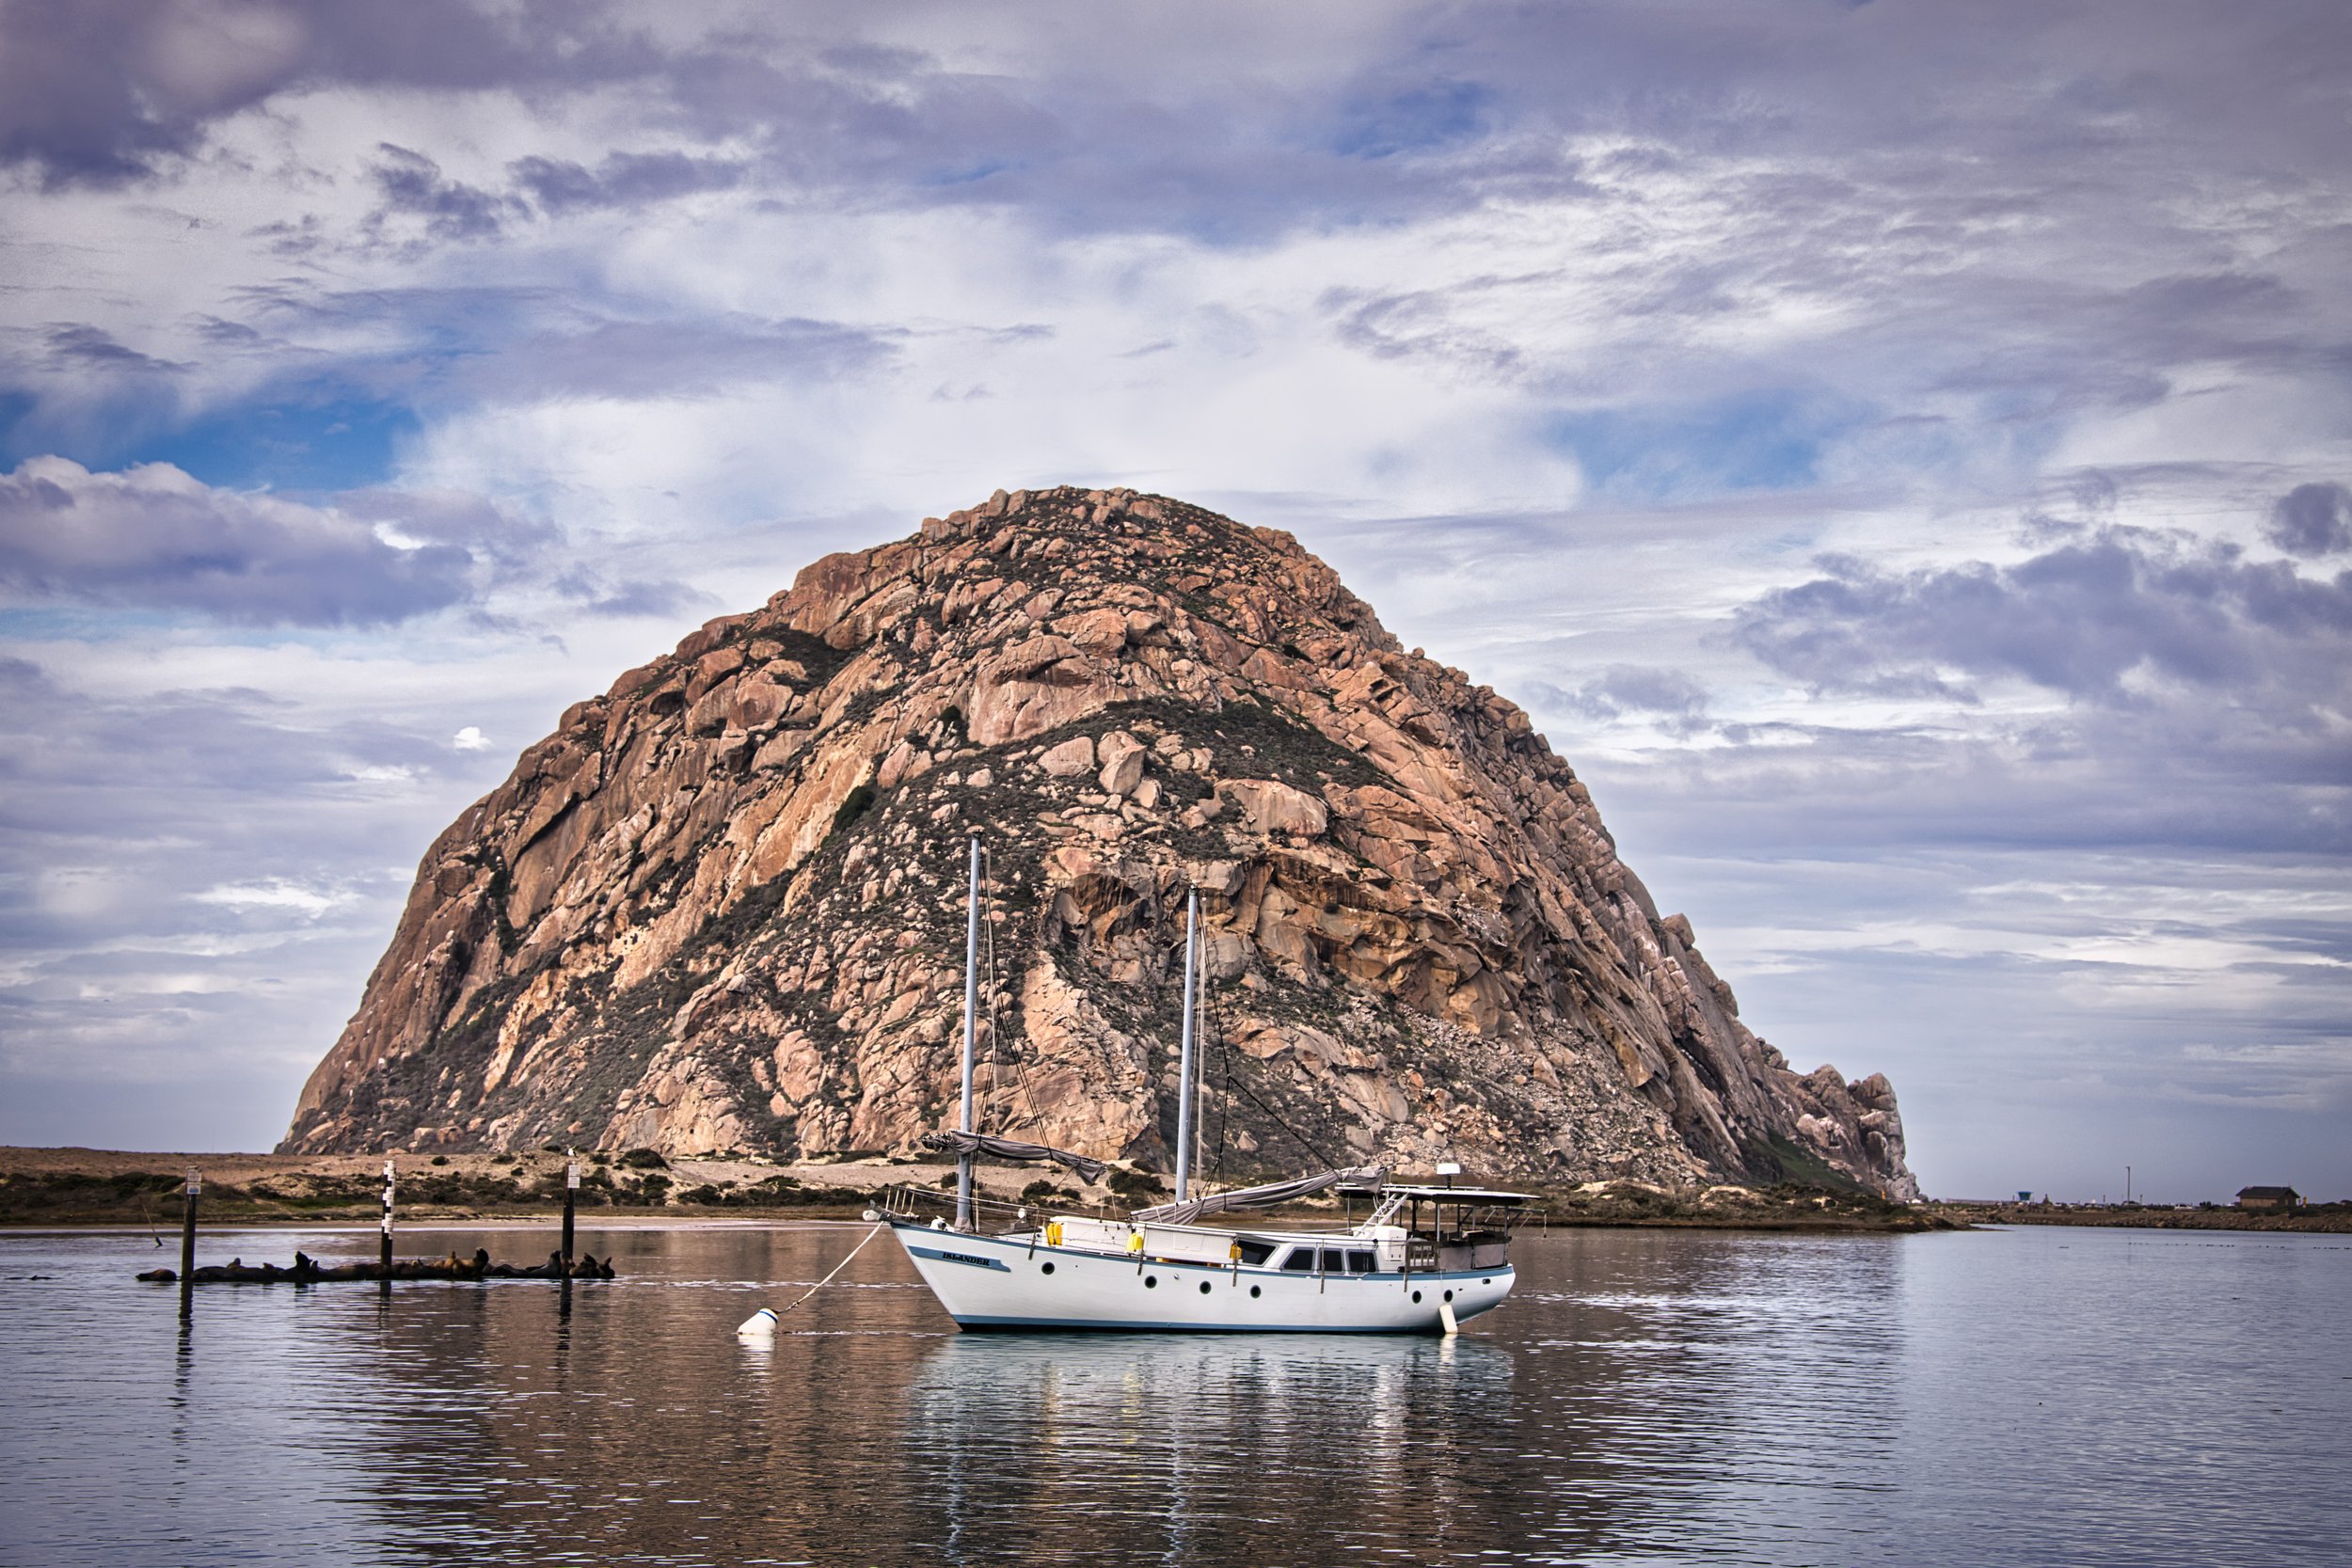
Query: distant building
2235,1186,2304,1211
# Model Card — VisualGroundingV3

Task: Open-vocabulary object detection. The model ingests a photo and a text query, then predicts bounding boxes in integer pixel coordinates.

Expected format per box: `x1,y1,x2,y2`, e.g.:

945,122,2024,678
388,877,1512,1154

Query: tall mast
957,834,979,1230
1174,888,1200,1203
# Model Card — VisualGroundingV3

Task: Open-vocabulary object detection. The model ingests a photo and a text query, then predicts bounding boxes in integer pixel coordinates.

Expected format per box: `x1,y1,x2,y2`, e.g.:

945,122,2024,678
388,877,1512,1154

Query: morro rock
281,486,1917,1199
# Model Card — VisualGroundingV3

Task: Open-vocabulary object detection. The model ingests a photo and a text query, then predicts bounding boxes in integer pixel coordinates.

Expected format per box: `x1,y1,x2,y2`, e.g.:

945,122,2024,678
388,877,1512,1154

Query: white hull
890,1219,1514,1333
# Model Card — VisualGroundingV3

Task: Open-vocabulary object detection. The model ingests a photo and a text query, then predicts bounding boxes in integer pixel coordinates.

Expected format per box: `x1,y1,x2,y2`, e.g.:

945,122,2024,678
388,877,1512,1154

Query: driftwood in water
137,1247,616,1285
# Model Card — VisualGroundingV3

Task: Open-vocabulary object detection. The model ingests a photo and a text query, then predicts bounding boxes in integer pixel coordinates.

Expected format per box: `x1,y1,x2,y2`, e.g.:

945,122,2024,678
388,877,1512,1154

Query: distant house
2235,1186,2304,1211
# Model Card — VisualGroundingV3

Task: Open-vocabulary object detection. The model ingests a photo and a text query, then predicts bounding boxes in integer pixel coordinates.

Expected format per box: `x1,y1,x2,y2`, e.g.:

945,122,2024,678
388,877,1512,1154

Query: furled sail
1130,1166,1387,1226
920,1131,1108,1184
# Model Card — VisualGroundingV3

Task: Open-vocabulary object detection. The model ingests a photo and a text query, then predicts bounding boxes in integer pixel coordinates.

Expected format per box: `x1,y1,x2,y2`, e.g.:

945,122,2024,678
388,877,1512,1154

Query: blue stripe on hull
951,1316,1443,1334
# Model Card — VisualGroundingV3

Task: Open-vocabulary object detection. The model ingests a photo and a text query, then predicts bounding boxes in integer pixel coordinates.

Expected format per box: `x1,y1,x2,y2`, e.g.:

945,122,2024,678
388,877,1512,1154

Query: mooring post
378,1156,395,1293
562,1150,579,1272
179,1166,199,1318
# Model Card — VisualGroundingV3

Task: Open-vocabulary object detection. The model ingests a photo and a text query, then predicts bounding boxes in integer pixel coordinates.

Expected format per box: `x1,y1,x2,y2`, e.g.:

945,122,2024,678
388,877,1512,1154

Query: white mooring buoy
737,1307,779,1339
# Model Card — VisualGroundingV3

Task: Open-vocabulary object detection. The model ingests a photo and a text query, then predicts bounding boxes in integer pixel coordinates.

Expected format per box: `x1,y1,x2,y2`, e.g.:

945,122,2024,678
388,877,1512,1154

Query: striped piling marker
378,1157,395,1293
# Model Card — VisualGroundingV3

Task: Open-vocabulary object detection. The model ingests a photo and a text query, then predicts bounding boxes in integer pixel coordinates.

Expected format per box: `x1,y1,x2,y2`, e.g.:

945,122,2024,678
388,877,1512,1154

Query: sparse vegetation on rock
279,486,1916,1199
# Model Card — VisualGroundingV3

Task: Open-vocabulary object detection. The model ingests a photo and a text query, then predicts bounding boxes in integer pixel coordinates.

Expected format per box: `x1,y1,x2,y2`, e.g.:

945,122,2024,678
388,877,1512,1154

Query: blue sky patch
123,391,420,494
1546,389,1864,501
1333,80,1491,160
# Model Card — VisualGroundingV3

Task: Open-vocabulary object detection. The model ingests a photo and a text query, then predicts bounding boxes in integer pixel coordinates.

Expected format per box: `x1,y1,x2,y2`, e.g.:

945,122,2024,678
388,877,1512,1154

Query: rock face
281,487,1918,1200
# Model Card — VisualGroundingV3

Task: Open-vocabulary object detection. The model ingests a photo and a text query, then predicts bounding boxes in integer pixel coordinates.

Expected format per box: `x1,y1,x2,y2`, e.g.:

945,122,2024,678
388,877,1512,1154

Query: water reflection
902,1333,1520,1563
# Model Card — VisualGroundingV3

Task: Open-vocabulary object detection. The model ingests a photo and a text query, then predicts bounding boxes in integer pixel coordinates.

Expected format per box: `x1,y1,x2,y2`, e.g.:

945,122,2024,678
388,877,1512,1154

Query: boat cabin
1344,1182,1530,1272
995,1180,1534,1277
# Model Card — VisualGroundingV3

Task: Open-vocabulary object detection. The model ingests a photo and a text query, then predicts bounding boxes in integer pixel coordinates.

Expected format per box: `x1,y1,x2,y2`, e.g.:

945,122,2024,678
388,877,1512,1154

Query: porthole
1249,1285,1262,1298
1199,1281,1212,1295
1145,1275,1158,1289
1411,1290,1422,1304
1041,1261,1055,1275
1443,1290,1454,1303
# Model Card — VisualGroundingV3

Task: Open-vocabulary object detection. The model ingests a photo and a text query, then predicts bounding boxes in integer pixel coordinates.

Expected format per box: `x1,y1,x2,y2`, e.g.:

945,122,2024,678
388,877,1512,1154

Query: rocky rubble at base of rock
281,486,1919,1201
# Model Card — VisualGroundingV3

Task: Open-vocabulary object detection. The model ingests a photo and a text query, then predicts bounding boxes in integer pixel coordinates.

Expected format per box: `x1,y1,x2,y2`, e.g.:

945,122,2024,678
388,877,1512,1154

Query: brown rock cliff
280,487,1917,1200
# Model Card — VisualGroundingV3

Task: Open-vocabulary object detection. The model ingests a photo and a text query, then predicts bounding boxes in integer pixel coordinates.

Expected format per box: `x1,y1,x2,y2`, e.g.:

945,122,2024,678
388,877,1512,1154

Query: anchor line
771,1224,886,1318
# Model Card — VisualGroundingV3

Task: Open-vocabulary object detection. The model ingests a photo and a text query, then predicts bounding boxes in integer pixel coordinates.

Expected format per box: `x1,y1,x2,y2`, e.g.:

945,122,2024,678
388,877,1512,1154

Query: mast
957,834,979,1230
1174,888,1200,1203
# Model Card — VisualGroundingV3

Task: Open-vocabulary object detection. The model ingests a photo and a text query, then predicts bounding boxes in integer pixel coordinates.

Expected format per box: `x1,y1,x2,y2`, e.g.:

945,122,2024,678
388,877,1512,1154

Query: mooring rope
771,1224,886,1317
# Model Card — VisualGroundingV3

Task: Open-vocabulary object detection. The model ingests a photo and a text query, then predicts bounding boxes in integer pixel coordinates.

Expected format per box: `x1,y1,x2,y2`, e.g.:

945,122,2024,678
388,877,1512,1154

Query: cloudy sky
3,0,2345,1200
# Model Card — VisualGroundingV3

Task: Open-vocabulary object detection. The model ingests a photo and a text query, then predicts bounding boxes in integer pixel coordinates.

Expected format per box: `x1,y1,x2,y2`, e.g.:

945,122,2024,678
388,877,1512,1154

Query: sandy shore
0,1146,1979,1231
0,1145,956,1226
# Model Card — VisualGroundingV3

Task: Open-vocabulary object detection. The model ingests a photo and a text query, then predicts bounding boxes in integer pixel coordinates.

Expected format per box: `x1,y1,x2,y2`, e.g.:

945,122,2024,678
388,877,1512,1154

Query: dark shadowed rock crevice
281,486,1918,1201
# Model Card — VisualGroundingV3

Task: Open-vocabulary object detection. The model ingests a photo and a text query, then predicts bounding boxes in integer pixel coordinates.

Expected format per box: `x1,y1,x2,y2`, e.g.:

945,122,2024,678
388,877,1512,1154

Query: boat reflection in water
899,1329,1528,1561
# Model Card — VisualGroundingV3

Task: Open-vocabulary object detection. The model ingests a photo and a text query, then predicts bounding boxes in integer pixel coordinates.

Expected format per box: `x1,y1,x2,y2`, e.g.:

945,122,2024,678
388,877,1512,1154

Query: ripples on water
3,1222,2345,1565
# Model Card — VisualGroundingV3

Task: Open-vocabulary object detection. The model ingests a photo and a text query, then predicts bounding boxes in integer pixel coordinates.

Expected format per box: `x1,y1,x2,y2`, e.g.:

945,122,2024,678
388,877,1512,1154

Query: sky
1,0,2346,1202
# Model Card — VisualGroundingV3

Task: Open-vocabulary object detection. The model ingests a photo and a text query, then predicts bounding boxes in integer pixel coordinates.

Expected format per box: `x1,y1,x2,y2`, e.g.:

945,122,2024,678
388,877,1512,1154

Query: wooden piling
561,1153,579,1271
178,1166,199,1318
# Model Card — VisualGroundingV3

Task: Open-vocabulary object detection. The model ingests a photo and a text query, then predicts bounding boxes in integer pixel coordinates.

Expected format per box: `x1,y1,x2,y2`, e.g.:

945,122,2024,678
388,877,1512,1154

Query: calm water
2,1221,2345,1566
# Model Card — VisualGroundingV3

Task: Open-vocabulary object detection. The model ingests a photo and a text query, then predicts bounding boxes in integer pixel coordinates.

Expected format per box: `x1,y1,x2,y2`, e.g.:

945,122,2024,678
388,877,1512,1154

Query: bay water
2,1221,2344,1565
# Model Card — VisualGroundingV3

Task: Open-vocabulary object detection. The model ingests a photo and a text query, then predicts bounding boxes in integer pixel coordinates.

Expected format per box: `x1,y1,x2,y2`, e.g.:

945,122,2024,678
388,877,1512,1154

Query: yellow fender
1127,1229,1145,1255
1044,1220,1063,1248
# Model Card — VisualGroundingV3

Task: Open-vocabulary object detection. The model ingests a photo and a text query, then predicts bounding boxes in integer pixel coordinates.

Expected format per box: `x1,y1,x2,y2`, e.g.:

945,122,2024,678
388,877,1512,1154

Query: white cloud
1,0,2347,1197
191,879,348,918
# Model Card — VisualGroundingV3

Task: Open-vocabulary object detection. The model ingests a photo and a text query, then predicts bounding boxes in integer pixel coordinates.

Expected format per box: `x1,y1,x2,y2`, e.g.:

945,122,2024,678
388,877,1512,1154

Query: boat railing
877,1182,1113,1231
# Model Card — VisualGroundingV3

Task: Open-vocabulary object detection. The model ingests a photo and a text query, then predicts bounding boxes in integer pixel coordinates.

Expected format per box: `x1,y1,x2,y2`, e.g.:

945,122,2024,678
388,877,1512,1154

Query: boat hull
890,1220,1514,1333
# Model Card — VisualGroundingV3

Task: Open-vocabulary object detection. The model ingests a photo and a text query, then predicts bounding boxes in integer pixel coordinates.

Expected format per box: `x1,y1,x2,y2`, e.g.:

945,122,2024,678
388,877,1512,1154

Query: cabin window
1280,1247,1317,1272
1233,1239,1277,1267
1321,1249,1350,1273
1347,1249,1376,1274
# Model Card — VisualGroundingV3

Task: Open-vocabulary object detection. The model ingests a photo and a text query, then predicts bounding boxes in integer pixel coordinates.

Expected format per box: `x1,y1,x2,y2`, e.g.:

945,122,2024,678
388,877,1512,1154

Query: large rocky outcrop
281,487,1917,1199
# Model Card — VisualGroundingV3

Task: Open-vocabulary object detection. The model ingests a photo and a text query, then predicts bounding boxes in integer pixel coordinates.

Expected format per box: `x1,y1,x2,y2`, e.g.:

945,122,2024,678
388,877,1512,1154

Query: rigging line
1222,1051,1340,1172
978,844,1046,1138
1191,925,1207,1188
981,843,1051,1139
1204,954,1228,1182
981,842,1000,1118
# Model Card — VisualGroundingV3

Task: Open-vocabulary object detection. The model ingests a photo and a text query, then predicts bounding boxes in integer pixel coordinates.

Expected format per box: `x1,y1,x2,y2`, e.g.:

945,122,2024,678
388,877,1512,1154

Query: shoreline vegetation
5,1147,2341,1234
1926,1198,2352,1234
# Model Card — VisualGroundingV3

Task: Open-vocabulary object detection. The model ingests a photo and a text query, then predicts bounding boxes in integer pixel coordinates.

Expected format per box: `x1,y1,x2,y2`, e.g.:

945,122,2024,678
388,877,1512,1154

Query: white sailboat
875,837,1533,1334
